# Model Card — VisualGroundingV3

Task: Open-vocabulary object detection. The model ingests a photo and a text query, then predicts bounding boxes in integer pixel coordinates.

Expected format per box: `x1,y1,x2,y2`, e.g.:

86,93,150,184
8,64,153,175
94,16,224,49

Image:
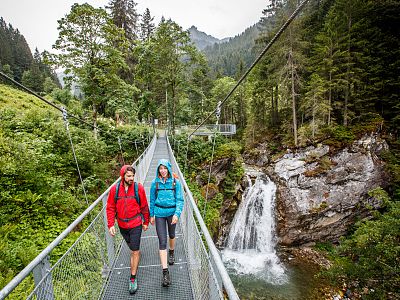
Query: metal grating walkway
102,136,194,299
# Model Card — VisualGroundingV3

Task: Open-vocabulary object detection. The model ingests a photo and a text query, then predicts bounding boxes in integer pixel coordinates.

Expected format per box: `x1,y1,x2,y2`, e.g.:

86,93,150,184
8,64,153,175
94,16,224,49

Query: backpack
155,173,179,199
115,180,140,206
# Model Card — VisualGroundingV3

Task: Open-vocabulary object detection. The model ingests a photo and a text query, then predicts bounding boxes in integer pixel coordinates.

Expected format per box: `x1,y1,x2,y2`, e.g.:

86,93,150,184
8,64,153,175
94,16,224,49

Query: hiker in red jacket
106,165,150,294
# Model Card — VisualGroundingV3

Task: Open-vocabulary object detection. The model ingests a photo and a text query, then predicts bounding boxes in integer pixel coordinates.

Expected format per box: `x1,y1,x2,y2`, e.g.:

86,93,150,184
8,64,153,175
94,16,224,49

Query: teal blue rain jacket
150,159,184,218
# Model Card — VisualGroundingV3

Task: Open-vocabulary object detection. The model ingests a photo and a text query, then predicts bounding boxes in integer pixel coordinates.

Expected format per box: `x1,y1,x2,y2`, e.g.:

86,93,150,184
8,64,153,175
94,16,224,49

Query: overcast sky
0,0,268,53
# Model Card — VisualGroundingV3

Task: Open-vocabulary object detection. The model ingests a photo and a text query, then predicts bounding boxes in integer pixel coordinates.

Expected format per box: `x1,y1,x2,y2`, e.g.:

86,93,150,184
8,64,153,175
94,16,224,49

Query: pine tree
135,18,201,129
0,18,33,82
139,8,155,41
303,73,328,139
107,0,139,41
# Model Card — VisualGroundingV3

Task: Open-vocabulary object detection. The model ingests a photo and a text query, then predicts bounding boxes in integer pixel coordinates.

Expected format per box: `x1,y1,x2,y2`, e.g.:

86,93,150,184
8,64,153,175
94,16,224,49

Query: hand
142,224,148,231
109,226,116,237
171,215,178,225
150,216,155,225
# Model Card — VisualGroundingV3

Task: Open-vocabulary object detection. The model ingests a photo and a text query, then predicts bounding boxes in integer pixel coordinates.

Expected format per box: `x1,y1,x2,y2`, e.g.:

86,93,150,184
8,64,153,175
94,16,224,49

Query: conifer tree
107,0,139,41
139,8,155,41
0,18,33,82
137,18,199,130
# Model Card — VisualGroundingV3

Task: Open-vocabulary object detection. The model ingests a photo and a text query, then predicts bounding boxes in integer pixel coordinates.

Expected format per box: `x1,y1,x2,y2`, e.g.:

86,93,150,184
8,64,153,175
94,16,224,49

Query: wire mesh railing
27,205,122,300
0,134,157,300
174,124,236,136
166,135,239,300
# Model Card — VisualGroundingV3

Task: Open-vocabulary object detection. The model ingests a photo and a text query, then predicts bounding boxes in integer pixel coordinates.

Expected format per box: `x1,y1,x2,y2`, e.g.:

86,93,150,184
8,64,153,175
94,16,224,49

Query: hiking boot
162,270,171,287
129,278,138,294
168,250,175,265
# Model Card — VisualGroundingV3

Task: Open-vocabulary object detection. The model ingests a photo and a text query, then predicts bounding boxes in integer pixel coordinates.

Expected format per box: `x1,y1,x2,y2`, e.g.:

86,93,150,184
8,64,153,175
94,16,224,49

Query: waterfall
222,174,288,284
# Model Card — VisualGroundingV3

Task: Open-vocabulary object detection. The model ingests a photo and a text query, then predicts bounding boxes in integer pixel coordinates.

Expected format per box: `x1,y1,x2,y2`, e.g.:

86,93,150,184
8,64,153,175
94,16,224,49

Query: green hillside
0,84,151,295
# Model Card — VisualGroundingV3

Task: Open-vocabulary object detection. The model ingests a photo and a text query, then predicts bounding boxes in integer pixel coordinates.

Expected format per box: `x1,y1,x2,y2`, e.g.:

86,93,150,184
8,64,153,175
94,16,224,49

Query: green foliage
322,125,356,147
314,241,334,253
50,3,134,124
172,133,244,238
0,84,150,292
0,17,33,82
51,88,73,106
134,18,204,128
222,158,244,199
202,24,260,77
215,141,242,159
187,181,224,238
43,76,58,94
379,138,400,200
323,194,400,299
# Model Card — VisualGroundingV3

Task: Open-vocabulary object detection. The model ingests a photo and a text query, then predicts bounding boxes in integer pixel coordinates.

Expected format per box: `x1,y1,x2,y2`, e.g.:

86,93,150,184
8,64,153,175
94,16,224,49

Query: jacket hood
120,165,134,180
156,159,173,178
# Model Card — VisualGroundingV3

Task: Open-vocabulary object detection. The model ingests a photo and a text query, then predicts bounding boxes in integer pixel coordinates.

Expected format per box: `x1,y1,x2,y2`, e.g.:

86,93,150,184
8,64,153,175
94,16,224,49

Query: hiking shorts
120,225,142,251
155,215,177,250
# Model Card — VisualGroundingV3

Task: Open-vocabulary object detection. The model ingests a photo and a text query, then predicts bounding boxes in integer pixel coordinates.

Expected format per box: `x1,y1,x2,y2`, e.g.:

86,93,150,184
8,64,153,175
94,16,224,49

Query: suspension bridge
0,132,239,300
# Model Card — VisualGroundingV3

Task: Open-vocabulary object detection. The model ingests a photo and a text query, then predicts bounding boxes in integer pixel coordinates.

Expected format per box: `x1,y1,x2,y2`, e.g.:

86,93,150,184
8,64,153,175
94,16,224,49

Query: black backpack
114,180,140,206
155,178,176,199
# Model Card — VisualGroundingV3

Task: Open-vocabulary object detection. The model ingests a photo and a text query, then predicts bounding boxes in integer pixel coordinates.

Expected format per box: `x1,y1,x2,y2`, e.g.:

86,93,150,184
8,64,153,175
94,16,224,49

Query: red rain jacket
106,165,150,229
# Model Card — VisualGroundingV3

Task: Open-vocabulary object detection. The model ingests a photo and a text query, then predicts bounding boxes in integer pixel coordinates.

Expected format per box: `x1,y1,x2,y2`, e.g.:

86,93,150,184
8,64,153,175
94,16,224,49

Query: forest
1,0,399,298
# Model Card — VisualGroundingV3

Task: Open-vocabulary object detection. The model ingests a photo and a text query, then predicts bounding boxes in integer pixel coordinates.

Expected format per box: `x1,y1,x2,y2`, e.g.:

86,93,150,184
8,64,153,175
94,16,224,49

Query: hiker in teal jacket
150,159,184,287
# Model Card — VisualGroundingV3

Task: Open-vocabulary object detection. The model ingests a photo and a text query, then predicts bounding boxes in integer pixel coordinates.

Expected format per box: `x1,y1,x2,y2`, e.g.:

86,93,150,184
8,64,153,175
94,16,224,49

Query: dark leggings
155,216,176,250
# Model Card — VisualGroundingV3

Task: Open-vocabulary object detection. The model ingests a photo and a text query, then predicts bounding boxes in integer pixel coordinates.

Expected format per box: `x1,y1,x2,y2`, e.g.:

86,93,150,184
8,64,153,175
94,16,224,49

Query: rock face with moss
270,134,389,246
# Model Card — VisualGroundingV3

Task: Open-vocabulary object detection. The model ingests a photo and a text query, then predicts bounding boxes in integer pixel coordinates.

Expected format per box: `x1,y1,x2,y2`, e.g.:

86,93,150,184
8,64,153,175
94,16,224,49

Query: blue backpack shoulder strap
155,178,176,199
134,182,140,206
114,180,121,203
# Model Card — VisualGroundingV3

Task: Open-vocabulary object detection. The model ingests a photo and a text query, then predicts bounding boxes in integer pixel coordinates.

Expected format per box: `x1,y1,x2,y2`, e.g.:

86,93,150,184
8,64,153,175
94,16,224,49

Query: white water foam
222,174,288,285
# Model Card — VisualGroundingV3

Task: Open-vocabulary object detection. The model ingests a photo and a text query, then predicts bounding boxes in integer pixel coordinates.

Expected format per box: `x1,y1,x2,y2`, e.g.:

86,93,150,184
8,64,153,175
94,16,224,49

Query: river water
222,174,318,300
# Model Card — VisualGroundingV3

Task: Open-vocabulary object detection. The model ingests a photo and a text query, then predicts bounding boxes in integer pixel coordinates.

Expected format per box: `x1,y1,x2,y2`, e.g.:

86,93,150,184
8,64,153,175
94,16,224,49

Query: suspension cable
183,138,190,175
62,107,89,206
117,136,126,165
0,70,152,152
202,101,221,218
187,0,310,139
0,71,95,128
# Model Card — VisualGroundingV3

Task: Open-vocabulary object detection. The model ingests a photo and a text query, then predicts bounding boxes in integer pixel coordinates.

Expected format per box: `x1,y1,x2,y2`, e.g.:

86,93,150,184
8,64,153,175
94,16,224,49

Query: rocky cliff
266,134,389,246
211,134,389,247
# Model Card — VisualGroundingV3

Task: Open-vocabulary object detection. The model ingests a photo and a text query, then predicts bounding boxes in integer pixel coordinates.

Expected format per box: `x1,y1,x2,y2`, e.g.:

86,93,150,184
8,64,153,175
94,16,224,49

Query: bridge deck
102,137,194,299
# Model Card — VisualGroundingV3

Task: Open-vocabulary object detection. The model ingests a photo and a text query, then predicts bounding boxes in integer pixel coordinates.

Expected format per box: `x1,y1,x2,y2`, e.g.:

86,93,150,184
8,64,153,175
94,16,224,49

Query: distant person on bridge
150,159,184,287
106,165,150,294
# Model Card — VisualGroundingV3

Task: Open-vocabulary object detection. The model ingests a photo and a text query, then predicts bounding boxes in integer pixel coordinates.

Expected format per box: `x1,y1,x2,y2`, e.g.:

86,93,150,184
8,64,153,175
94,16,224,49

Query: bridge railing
0,134,157,300
166,135,239,300
174,124,236,136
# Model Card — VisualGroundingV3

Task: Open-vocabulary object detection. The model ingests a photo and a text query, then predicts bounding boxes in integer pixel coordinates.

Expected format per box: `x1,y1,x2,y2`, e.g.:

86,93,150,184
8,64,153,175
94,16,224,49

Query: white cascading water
222,174,288,284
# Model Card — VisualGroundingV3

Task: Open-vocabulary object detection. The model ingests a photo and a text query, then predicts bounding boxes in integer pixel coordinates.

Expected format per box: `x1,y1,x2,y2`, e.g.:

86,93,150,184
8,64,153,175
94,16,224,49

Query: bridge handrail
0,134,157,300
166,135,240,300
175,124,236,135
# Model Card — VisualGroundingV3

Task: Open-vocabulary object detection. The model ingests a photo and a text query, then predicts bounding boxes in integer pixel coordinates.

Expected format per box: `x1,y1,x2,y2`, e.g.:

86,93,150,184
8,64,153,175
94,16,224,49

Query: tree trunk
344,11,352,126
312,95,316,139
271,87,275,126
289,27,298,147
92,103,98,139
291,61,298,147
275,84,279,125
172,83,176,133
328,70,332,126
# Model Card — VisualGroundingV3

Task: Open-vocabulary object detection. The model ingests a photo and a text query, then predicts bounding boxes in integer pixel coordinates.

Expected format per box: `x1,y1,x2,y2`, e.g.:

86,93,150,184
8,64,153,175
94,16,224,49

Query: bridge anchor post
102,194,115,267
32,256,55,300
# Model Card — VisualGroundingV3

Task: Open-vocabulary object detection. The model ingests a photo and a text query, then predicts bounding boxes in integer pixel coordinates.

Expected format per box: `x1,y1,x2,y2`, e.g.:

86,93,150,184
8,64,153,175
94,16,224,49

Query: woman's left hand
171,215,178,224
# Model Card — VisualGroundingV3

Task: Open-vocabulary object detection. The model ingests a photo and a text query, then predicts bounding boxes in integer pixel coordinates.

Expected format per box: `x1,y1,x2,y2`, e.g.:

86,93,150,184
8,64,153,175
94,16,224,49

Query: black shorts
120,225,142,251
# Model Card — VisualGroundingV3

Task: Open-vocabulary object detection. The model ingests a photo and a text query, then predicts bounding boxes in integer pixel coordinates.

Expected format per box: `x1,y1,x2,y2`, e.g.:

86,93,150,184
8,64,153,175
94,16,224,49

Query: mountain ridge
188,25,229,50
189,23,261,77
